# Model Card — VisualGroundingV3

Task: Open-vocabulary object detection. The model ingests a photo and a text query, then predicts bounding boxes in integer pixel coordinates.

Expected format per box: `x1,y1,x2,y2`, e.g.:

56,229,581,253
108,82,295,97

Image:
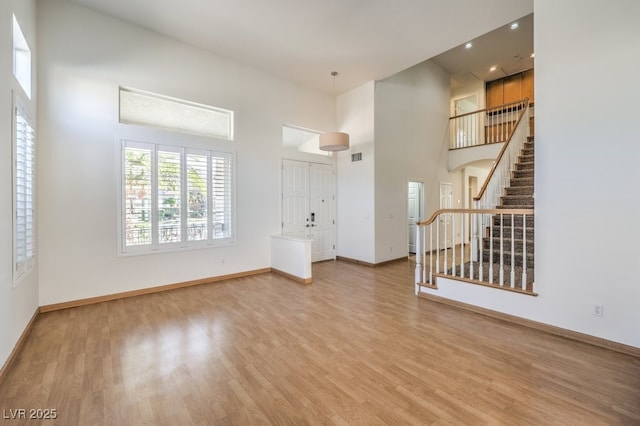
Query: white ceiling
67,0,533,95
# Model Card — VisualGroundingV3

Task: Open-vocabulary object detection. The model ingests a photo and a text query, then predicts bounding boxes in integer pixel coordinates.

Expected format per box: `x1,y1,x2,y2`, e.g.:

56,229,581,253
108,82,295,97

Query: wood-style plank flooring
1,259,639,425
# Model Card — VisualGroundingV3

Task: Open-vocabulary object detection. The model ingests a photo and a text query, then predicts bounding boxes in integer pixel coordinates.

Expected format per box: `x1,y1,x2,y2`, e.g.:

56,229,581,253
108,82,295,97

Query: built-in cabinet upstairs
486,69,534,135
486,69,534,108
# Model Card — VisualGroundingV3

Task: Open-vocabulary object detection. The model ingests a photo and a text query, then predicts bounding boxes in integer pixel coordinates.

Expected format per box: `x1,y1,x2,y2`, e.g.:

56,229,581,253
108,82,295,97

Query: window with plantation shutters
121,140,235,253
14,103,35,280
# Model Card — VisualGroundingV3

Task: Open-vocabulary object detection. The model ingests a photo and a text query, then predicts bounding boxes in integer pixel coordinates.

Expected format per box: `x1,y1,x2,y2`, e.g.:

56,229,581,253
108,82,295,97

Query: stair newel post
414,224,422,295
443,213,448,274
436,217,440,275
429,224,433,284
510,213,516,288
499,213,505,286
522,214,528,290
460,212,465,278
476,213,483,281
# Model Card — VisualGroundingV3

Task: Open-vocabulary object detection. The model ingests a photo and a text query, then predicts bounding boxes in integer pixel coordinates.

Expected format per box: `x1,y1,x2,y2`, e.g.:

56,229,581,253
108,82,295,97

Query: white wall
37,0,335,306
336,82,376,263
0,0,38,370
424,0,640,348
373,60,459,263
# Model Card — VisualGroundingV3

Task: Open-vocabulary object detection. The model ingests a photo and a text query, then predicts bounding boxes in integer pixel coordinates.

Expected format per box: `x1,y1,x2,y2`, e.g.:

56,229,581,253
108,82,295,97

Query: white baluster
451,213,456,276
488,214,494,284
510,213,516,288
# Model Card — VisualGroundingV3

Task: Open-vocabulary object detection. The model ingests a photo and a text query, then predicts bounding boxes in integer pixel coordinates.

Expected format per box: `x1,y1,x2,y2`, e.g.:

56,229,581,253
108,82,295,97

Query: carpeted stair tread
513,169,534,179
501,195,534,205
505,186,534,196
491,226,534,239
509,177,534,187
516,162,534,171
492,214,534,227
482,250,534,267
483,238,534,252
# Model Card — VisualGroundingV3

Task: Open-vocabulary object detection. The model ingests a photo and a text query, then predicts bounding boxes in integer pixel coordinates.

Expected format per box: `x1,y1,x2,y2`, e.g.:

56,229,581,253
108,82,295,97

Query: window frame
13,93,36,285
118,138,236,256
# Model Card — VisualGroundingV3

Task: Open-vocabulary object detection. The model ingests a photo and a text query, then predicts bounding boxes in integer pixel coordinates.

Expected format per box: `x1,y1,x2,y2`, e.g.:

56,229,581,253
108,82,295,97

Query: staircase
481,136,535,291
415,101,534,295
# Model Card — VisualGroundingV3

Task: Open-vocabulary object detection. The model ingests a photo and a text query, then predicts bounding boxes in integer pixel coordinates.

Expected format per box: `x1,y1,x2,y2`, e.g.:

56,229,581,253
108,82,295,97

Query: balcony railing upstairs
450,98,529,149
414,208,535,296
474,100,530,210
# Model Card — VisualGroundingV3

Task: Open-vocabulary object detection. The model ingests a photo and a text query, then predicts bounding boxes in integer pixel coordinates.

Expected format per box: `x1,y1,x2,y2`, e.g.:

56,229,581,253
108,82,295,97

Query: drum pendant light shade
319,71,349,152
319,132,349,151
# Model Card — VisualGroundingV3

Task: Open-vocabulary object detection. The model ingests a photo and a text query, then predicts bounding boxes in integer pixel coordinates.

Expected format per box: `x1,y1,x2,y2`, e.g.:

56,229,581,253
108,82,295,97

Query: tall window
121,140,234,253
14,102,35,281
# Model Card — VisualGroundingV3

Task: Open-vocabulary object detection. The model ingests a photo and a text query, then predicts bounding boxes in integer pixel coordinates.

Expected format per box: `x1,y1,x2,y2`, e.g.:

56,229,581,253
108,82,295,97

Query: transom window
119,88,234,140
121,140,235,254
12,15,31,99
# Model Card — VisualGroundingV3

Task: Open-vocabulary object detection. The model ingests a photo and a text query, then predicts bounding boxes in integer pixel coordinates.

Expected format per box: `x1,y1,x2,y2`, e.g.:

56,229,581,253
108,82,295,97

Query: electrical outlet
593,304,604,317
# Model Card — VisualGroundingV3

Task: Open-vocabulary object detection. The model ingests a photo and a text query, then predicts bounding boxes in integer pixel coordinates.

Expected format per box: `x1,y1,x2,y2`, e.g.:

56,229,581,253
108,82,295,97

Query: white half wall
36,0,335,306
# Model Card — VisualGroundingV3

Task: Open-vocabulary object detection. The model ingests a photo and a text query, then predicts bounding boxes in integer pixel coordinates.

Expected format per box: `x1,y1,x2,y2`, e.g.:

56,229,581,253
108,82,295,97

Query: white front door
282,160,335,262
439,182,453,249
309,164,335,262
282,160,309,239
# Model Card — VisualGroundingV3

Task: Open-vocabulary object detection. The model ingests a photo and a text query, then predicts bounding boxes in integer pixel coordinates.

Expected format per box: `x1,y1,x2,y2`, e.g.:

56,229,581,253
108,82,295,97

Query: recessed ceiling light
510,22,519,30
489,66,497,72
465,42,472,49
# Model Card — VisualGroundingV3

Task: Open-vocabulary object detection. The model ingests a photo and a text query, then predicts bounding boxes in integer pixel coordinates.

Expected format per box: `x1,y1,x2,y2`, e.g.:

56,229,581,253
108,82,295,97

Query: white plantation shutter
211,153,234,240
14,104,35,278
122,140,234,253
123,144,153,247
157,148,182,245
186,151,209,242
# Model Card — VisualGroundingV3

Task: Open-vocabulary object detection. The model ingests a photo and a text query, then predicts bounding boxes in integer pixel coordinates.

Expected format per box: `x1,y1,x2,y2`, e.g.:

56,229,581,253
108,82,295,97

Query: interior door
439,182,453,249
408,181,423,254
282,160,335,262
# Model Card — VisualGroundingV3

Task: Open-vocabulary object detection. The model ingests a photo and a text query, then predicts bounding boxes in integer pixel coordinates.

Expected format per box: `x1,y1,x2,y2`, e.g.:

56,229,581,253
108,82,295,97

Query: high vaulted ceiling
67,0,533,94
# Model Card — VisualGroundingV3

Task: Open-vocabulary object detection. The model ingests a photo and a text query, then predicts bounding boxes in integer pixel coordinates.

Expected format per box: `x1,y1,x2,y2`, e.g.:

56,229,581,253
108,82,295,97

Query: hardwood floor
1,260,639,425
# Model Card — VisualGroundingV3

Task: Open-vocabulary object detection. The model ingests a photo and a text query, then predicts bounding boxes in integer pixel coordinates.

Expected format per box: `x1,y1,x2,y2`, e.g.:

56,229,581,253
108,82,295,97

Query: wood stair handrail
473,98,530,202
416,208,534,227
448,98,528,121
